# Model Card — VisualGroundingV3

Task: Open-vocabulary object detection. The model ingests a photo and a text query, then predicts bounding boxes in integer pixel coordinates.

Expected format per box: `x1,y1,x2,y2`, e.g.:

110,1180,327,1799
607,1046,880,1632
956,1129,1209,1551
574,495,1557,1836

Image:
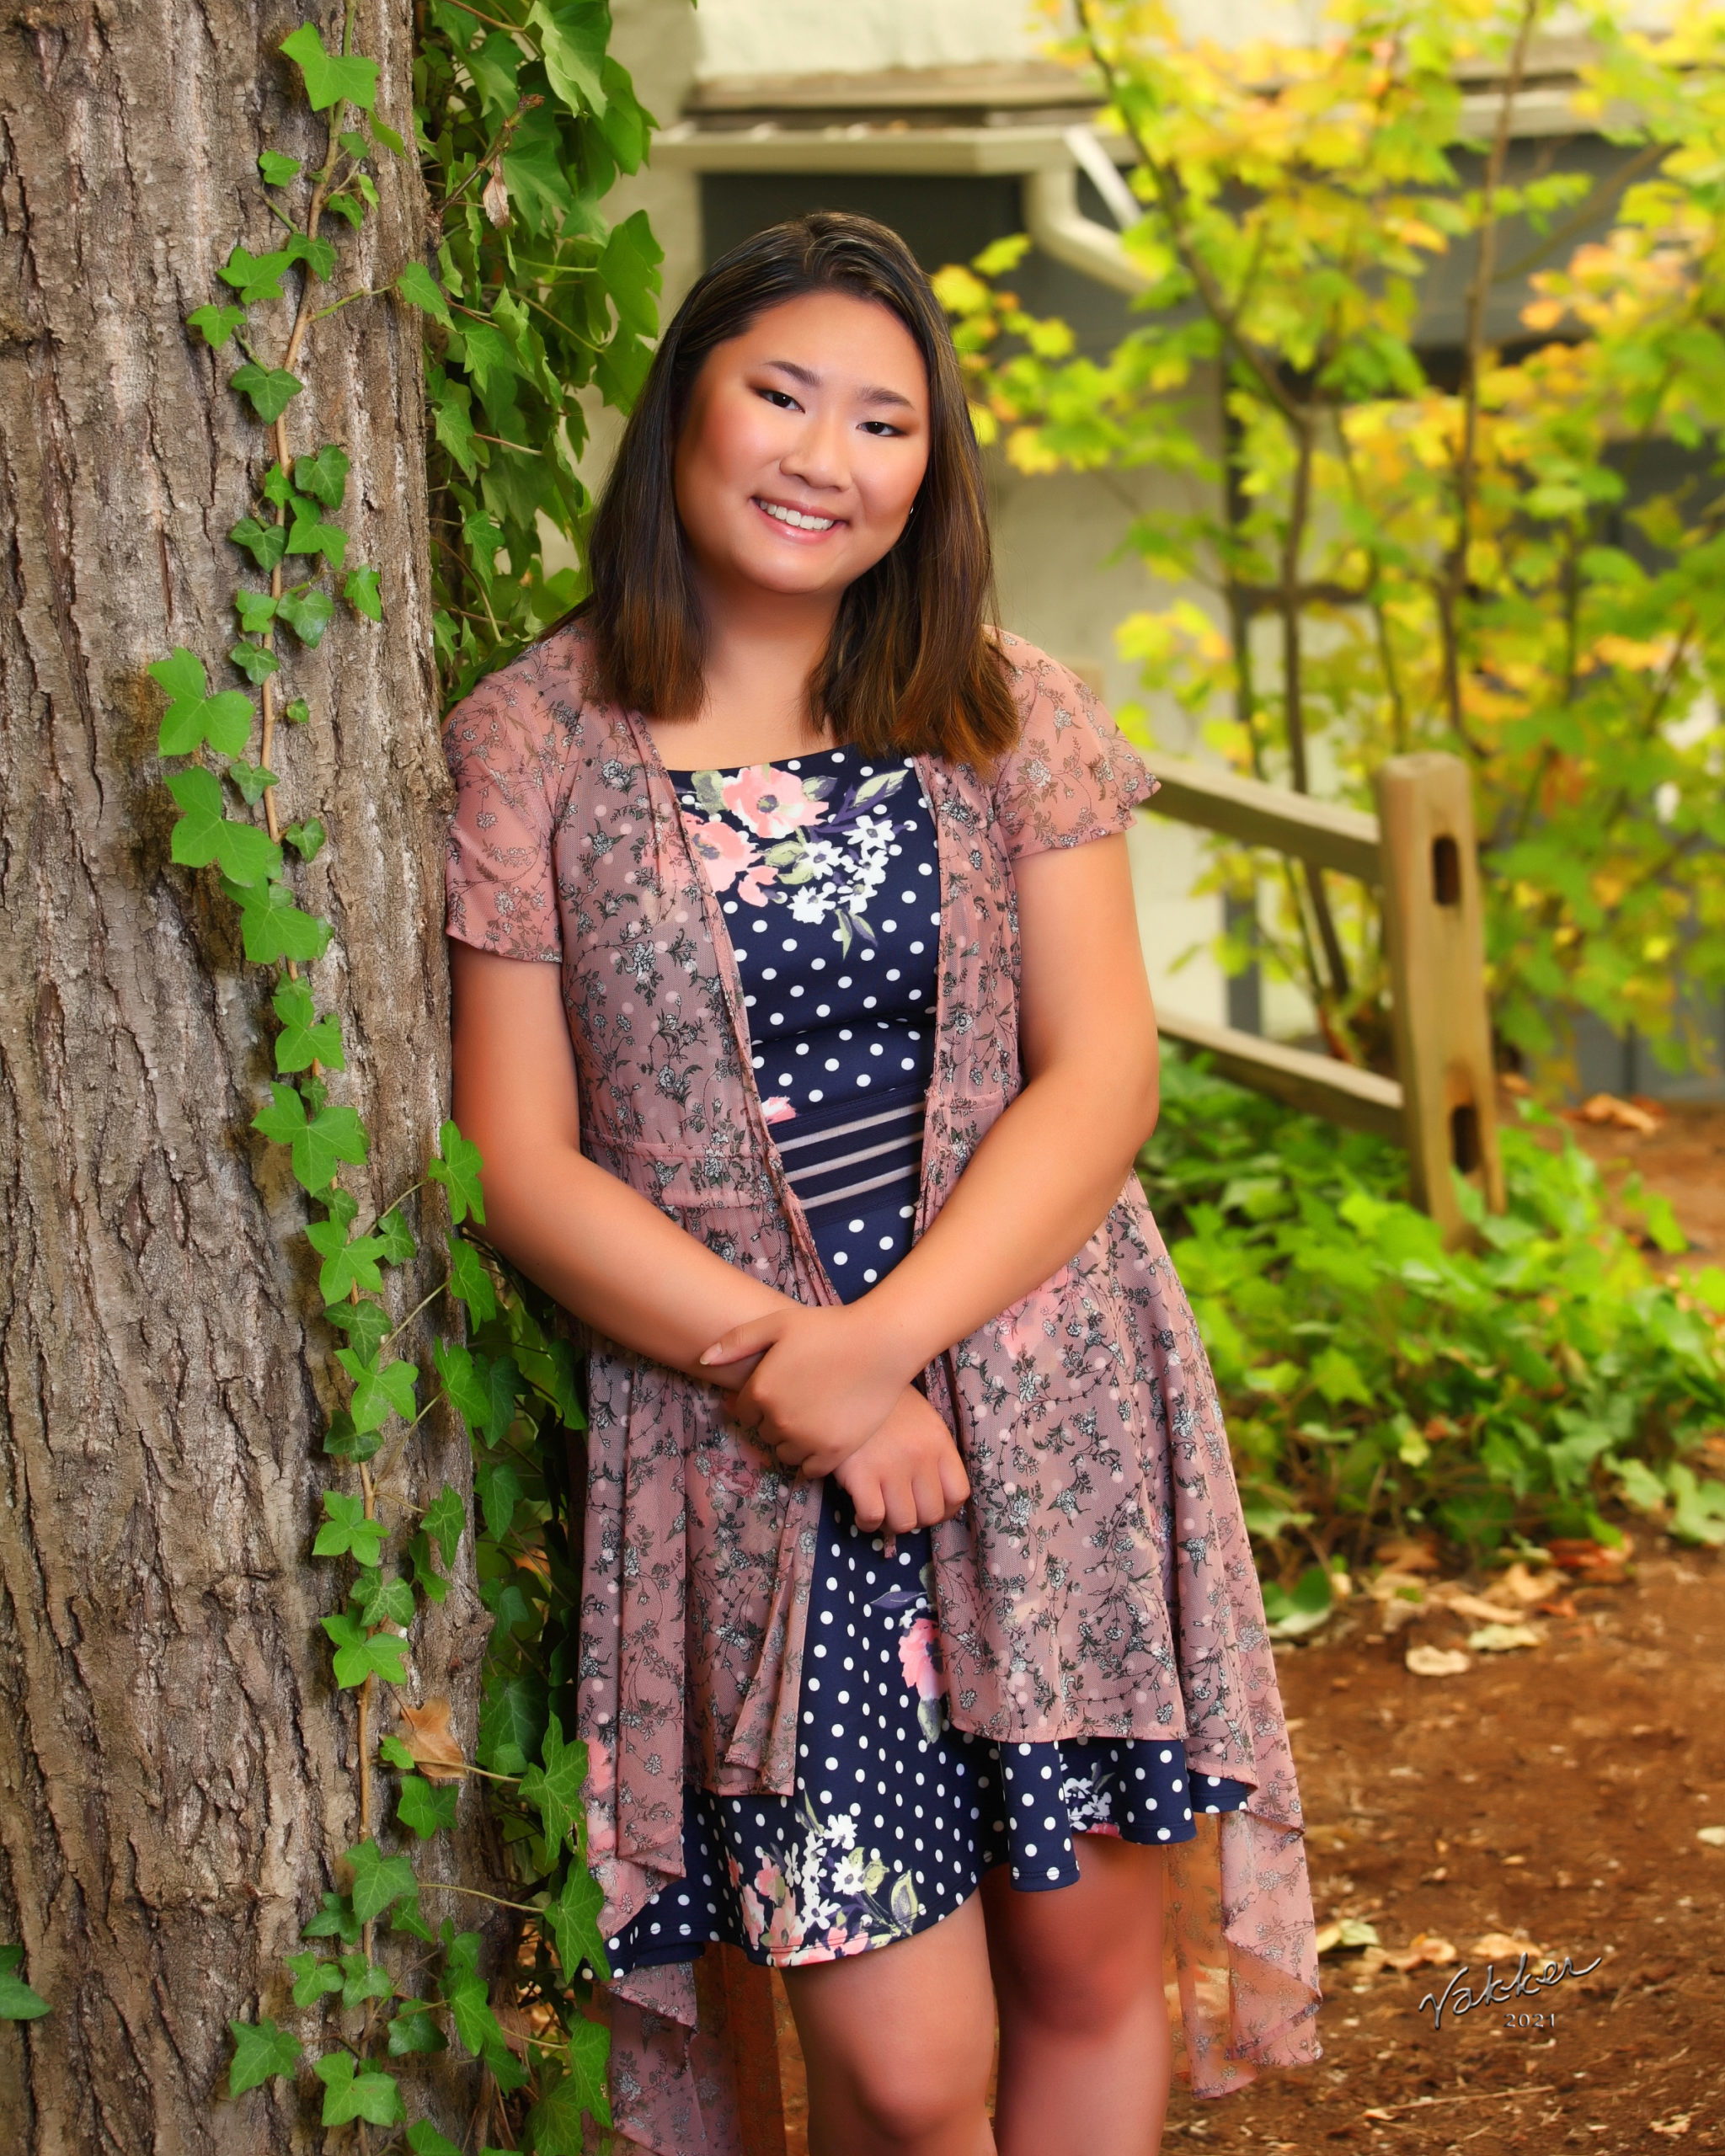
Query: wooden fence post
1373,753,1506,1241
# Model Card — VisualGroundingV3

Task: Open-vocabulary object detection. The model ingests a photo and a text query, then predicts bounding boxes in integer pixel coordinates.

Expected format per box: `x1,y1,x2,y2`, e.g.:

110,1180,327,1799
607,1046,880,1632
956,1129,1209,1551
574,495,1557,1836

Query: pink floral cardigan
443,622,1320,2149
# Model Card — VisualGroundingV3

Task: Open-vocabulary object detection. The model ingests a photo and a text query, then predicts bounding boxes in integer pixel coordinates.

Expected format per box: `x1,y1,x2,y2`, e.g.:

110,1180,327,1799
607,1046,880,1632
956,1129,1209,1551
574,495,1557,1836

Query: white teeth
760,500,836,531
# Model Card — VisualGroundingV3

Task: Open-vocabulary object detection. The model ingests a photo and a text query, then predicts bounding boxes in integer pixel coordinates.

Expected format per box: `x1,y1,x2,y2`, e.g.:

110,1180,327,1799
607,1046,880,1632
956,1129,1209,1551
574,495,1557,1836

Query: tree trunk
0,3,481,2147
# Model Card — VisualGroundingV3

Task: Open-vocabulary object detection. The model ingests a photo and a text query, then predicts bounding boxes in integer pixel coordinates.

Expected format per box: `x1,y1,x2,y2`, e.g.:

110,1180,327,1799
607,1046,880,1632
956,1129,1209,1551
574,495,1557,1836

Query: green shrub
1140,1048,1725,1570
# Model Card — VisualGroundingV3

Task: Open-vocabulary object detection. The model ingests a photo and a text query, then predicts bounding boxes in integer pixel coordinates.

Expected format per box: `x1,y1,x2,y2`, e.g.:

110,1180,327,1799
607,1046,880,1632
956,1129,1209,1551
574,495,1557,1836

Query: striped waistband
773,1090,925,1217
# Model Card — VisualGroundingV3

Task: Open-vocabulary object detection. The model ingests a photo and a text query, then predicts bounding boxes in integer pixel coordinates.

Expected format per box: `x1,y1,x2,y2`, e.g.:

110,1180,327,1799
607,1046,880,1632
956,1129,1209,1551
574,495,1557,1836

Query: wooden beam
1156,1011,1405,1142
1144,755,1383,885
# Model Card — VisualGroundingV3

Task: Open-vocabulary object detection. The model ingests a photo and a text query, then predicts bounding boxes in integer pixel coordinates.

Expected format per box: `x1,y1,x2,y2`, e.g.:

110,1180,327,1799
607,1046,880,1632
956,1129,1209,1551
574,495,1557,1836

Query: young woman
445,214,1318,2156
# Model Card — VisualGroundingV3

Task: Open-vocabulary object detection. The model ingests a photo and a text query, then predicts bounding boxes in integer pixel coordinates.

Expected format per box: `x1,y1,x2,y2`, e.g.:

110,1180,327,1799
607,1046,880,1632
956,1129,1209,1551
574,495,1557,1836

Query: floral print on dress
734,1797,923,1965
681,762,916,954
441,622,1322,2150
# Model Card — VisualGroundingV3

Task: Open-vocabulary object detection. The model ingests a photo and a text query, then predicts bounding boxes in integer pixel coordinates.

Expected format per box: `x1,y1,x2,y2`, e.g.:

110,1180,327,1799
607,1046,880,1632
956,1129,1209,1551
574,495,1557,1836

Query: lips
755,497,839,533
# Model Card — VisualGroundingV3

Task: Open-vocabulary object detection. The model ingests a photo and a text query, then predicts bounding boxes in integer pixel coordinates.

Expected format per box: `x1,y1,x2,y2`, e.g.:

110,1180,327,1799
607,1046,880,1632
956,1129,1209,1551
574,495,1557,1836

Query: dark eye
860,419,904,436
757,387,799,410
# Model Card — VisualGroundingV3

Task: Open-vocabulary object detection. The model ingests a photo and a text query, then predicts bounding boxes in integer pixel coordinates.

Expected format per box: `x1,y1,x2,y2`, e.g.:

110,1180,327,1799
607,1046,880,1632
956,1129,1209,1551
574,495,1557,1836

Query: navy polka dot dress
605,746,1251,1976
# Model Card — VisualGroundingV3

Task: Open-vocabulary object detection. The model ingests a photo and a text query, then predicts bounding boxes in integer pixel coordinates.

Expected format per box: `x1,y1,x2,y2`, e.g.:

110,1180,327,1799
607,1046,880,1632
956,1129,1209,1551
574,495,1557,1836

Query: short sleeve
442,655,568,962
989,638,1158,861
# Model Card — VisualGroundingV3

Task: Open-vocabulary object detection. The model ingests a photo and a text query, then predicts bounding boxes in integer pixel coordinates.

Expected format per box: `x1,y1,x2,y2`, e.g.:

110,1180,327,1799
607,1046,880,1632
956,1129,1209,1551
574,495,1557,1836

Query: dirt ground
772,1546,1725,2153
768,1102,1725,2154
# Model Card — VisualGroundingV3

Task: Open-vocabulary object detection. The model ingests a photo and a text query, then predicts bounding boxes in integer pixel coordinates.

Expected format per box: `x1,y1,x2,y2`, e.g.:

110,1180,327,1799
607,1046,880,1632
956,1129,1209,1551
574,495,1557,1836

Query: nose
779,402,848,494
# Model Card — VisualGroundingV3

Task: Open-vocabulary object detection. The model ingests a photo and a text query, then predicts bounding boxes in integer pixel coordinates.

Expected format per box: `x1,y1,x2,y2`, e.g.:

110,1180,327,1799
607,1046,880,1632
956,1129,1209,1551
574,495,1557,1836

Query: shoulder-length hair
584,212,1021,768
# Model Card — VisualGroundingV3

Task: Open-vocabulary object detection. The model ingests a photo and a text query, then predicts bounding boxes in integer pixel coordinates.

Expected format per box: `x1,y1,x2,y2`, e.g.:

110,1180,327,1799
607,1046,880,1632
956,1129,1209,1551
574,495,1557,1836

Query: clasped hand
700,1304,968,1535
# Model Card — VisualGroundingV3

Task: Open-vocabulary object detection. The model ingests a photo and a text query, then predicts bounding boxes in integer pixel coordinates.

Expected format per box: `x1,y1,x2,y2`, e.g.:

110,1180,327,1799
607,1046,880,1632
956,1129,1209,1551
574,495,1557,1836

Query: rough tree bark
0,2,483,2147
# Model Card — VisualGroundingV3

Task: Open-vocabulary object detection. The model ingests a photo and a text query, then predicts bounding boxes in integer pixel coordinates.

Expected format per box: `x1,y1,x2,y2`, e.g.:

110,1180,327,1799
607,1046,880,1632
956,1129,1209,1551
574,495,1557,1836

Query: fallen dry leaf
1374,1534,1439,1572
397,1695,467,1782
1696,1825,1725,1849
1382,1931,1457,1972
1496,1561,1562,1607
1429,1582,1529,1625
1649,2116,1693,2139
1546,1537,1632,1579
1365,1568,1430,1604
1570,1091,1661,1134
1466,1620,1545,1653
1407,1644,1471,1678
1315,1918,1381,1955
1470,1932,1550,1965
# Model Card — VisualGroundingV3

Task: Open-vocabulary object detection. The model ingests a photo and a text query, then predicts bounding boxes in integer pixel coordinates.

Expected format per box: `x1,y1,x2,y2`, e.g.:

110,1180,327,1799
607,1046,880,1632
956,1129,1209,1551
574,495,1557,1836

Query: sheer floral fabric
443,622,1321,2150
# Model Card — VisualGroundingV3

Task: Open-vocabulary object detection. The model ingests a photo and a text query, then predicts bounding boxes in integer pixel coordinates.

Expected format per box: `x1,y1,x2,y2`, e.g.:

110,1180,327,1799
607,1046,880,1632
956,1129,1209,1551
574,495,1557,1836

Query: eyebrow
761,358,917,412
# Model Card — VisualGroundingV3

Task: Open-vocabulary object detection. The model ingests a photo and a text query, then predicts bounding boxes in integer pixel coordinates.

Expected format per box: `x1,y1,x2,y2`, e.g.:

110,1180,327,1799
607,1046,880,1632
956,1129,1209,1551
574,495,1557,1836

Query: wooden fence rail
1144,750,1506,1240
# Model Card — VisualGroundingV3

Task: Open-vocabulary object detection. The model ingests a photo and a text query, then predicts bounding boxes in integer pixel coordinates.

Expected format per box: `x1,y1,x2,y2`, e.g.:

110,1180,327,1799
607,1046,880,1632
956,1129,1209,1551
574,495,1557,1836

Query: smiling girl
444,215,1318,2156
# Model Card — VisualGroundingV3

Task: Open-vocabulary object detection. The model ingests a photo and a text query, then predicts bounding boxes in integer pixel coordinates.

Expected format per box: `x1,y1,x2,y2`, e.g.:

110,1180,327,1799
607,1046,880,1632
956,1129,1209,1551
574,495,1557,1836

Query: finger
939,1449,972,1518
910,1466,945,1530
699,1313,788,1369
883,1479,920,1537
842,1467,886,1535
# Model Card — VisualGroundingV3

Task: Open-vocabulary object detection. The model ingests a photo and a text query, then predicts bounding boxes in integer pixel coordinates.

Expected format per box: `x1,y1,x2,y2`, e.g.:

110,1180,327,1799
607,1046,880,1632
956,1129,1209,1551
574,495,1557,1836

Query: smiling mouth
756,498,840,532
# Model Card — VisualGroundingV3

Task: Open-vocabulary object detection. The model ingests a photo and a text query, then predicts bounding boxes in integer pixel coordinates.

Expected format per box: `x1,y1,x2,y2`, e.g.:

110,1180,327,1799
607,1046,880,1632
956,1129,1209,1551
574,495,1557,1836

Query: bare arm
706,834,1160,1467
449,941,969,1529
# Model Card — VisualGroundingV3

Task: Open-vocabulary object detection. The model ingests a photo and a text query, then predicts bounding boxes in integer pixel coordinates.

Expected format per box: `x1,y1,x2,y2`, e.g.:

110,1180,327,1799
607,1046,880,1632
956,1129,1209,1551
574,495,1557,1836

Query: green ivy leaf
323,1408,375,1463
380,1733,419,1771
339,1952,397,2009
252,1081,368,1193
442,1962,511,2070
227,641,279,686
370,114,407,157
165,767,281,887
397,260,453,328
408,1530,451,1604
259,150,302,185
323,1612,410,1688
354,170,380,208
518,1712,586,1855
350,1565,416,1628
284,696,311,725
302,1891,363,1945
542,1860,609,1981
344,565,383,621
338,1350,417,1434
225,759,280,806
284,1950,344,2009
188,303,247,349
446,1237,497,1325
345,1838,419,1922
228,2018,302,2095
0,1945,50,2021
296,444,350,509
477,1669,547,1775
272,979,344,1073
223,873,335,964
377,1208,415,1267
230,361,305,424
307,1219,388,1302
229,516,288,574
527,2033,611,2147
277,585,335,647
313,1488,387,1566
422,1484,465,1568
219,244,296,304
233,589,278,632
473,1456,524,1541
286,508,347,570
287,230,339,283
397,1774,459,1840
429,374,478,479
526,0,607,115
598,210,662,339
323,190,366,229
429,1120,486,1225
433,1341,515,1444
323,1293,389,1360
282,23,380,113
391,2010,448,2062
148,646,256,757
481,1575,531,1635
404,2116,460,2151
284,817,327,862
313,2049,404,2129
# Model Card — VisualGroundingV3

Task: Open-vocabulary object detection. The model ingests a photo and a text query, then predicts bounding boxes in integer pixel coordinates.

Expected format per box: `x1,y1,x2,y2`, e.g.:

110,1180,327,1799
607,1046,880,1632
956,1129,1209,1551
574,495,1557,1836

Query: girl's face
673,289,931,610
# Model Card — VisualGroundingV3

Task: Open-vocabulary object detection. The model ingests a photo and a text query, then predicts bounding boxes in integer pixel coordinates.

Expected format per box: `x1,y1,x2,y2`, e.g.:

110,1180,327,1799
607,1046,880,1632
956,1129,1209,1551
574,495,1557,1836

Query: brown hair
584,212,1021,767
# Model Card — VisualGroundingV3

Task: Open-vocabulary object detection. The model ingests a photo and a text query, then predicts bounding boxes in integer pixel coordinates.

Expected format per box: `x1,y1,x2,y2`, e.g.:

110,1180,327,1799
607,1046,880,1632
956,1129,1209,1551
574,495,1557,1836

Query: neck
692,561,840,750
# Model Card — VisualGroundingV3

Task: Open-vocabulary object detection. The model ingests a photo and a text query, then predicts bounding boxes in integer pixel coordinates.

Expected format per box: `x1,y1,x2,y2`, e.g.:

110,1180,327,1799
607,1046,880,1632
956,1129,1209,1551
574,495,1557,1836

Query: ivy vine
135,2,662,2146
